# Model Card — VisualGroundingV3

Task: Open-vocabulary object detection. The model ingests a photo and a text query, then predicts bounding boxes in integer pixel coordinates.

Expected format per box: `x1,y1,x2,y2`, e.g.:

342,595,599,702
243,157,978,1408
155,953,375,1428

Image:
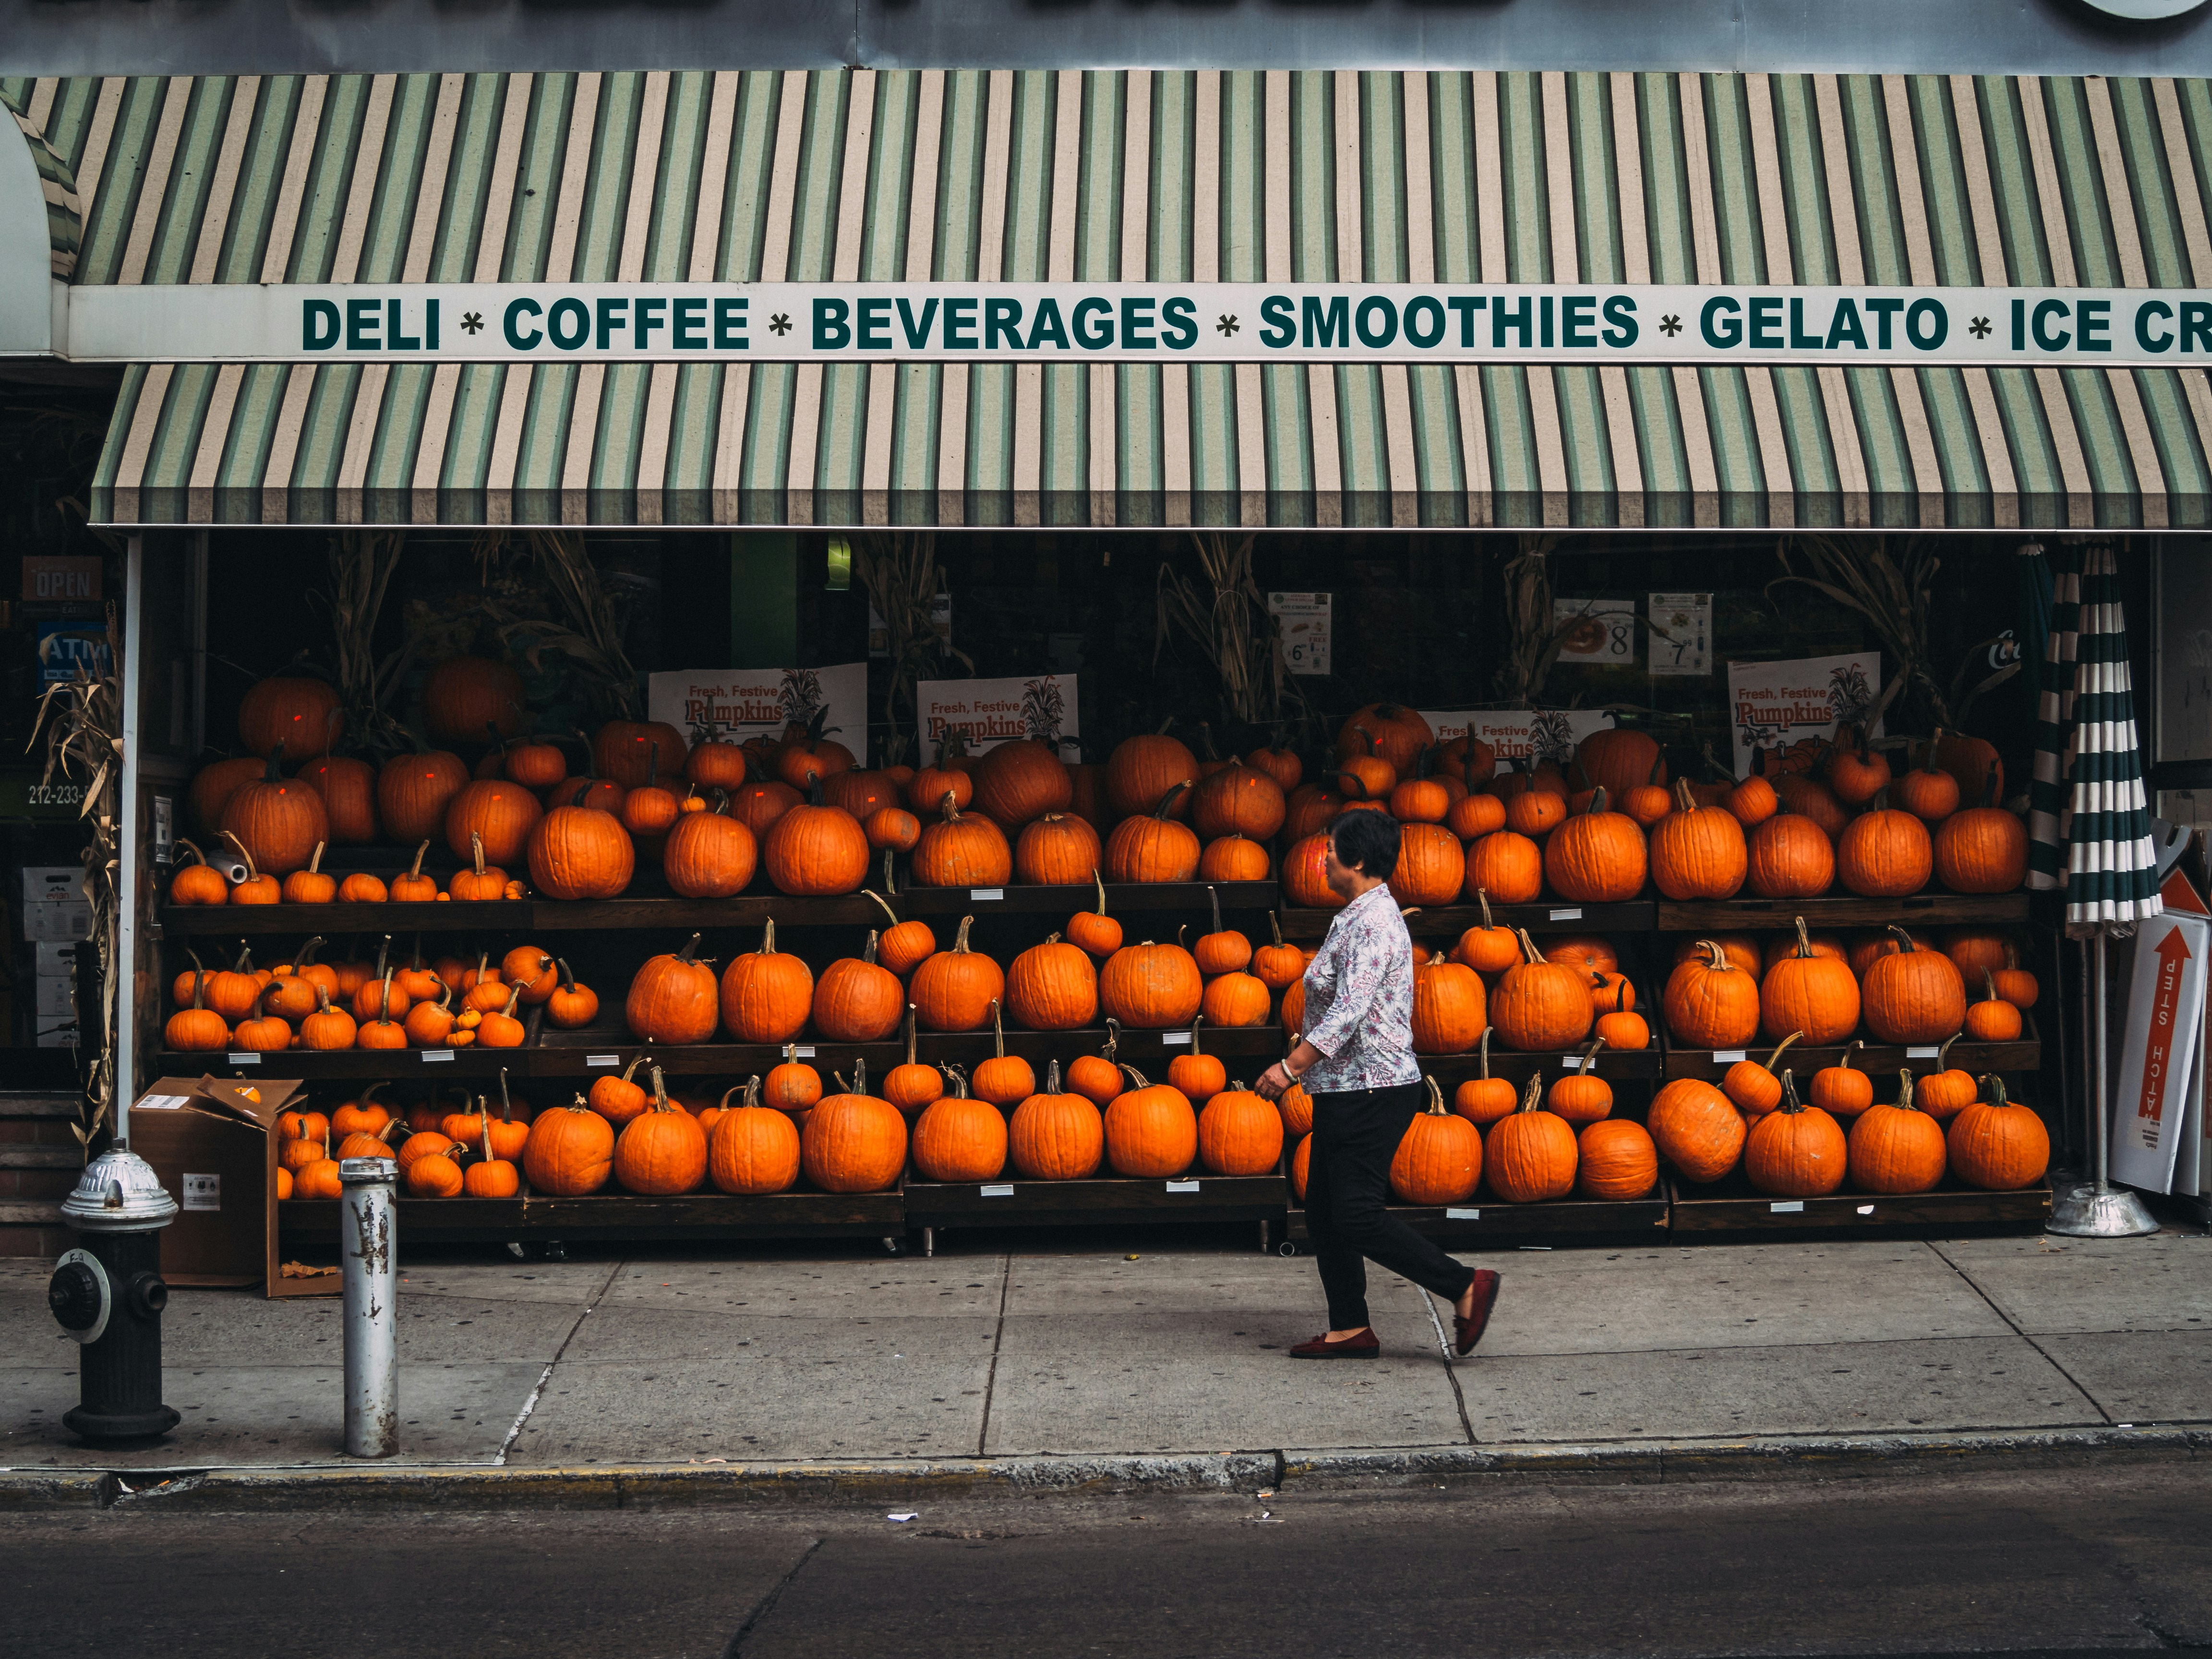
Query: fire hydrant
48,1146,180,1443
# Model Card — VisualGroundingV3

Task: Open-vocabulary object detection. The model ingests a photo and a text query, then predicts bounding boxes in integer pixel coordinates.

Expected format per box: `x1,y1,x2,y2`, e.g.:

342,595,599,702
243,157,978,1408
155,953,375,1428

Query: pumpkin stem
1763,1031,1803,1073
1102,1018,1119,1065
673,932,704,966
1837,1037,1863,1073
952,915,975,954
1588,785,1611,816
499,1067,515,1122
408,840,430,881
1045,1058,1062,1093
1577,1036,1608,1074
177,836,207,869
1423,1074,1446,1115
1672,778,1695,814
372,934,392,984
1886,923,1921,955
852,1057,869,1095
619,1052,647,1085
1515,928,1547,964
1696,938,1731,973
1151,781,1191,819
556,957,578,992
761,919,778,956
1936,1030,1963,1070
500,983,523,1018
1189,1011,1207,1058
1478,1025,1491,1079
1896,1068,1919,1112
1118,1064,1150,1091
1982,967,2002,1004
1515,1073,1543,1114
938,791,963,825
1092,868,1108,918
378,971,394,1025
220,830,260,881
1791,915,1817,959
1776,1069,1806,1115
307,841,325,877
649,1063,670,1112
298,936,326,968
1985,1074,2008,1107
989,998,1006,1059
903,1005,919,1067
1208,885,1223,934
863,889,902,931
882,848,900,897
470,830,487,878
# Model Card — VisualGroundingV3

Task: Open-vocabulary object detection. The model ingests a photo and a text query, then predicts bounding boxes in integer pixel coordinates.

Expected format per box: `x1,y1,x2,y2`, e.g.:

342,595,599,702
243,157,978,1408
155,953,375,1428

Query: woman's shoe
1289,1327,1379,1358
1452,1270,1502,1355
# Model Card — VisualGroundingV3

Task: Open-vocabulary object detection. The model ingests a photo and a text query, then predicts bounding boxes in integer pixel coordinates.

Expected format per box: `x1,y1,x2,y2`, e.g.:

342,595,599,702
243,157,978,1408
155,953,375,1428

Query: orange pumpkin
1103,1065,1199,1177
913,1067,1010,1182
1722,1031,1802,1115
882,1007,946,1117
1065,1021,1125,1108
1485,1075,1577,1203
1896,730,1963,823
1410,951,1487,1055
1166,1013,1228,1104
1386,1077,1481,1203
1647,1077,1746,1182
237,673,343,760
1280,831,1343,910
764,1042,825,1115
1649,780,1749,900
1847,1069,1948,1194
1105,726,1199,820
1760,915,1863,1045
524,1094,616,1195
910,915,1006,1034
1489,931,1594,1053
1576,1118,1659,1200
1837,805,1933,899
613,1067,709,1195
1743,1070,1847,1197
709,1077,803,1195
1099,938,1203,1031
527,804,636,900
625,933,721,1045
1934,765,2029,893
719,920,815,1044
1543,787,1648,903
1105,784,1203,884
1014,813,1103,888
801,1062,909,1192
1663,939,1761,1050
1009,1060,1105,1180
911,793,1014,888
1066,869,1124,960
1946,1075,2050,1190
1388,822,1467,908
1810,1039,1875,1117
1862,926,1966,1045
763,781,871,896
1005,933,1099,1031
1452,1031,1518,1127
1464,830,1543,905
661,793,759,898
813,932,907,1043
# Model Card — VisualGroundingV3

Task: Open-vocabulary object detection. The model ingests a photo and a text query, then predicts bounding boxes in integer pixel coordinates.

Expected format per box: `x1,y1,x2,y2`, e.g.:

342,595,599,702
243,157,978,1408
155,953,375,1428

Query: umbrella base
2046,1180,2161,1238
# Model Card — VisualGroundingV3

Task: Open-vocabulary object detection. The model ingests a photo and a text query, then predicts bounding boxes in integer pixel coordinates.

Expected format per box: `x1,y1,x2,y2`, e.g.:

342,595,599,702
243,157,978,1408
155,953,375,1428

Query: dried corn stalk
478,529,644,721
1495,533,1562,702
1154,532,1303,729
312,529,412,756
1770,533,1947,729
854,532,972,737
26,608,122,1159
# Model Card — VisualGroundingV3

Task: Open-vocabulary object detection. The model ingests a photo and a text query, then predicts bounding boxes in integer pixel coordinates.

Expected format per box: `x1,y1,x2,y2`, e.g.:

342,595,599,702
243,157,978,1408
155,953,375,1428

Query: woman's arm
1256,1037,1322,1101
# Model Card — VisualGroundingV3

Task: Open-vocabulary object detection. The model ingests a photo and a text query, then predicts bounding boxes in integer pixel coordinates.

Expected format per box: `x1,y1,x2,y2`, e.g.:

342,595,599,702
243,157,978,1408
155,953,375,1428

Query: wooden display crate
1655,892,2032,933
1658,1014,2041,1082
277,1185,906,1243
1282,1182,1669,1247
1412,1044,1661,1084
904,1172,1288,1238
161,880,1275,937
532,1020,1288,1079
1666,1168,2053,1233
1281,899,1654,942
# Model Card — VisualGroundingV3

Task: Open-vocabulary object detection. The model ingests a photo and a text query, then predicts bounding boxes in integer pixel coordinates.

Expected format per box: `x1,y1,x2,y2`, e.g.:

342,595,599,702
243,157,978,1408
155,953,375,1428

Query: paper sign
915,674,1078,765
1647,592,1713,676
2111,906,2210,1195
181,1173,220,1212
1268,592,1332,676
1445,1207,1482,1220
648,662,868,759
1417,709,1619,768
135,1094,189,1112
1551,598,1637,667
1726,652,1884,778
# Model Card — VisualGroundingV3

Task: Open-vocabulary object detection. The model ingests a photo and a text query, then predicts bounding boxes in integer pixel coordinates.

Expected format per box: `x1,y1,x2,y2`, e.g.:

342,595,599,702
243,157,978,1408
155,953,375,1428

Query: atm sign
22,557,101,603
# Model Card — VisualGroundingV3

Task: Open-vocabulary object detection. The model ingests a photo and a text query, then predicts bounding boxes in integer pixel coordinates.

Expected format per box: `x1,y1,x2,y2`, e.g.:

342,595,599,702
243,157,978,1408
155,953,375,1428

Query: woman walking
1256,811,1501,1358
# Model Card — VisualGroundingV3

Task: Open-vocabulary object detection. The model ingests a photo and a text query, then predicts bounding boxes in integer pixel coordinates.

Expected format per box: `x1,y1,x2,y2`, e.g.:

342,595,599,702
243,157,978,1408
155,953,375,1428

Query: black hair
1326,810,1402,880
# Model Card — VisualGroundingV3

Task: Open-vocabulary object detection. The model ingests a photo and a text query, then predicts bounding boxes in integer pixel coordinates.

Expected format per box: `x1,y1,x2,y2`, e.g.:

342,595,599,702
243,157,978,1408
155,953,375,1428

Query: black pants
1307,1082,1479,1331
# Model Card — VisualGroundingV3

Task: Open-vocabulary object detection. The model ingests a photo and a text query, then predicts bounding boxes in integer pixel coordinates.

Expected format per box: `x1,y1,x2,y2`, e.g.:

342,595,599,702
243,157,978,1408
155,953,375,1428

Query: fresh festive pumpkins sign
647,664,867,754
916,675,1080,765
1723,653,1884,778
1421,709,1620,767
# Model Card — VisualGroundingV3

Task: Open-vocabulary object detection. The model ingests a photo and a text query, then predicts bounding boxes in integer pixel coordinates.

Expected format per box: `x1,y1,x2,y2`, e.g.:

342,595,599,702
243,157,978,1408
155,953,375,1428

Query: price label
1548,907,1583,921
182,1173,220,1212
795,1046,816,1058
227,1052,261,1066
980,1184,1014,1197
587,1055,621,1068
1445,1207,1482,1220
1769,1200,1806,1214
1552,597,1637,666
421,1050,454,1063
1163,1031,1191,1046
1647,592,1713,676
1268,592,1332,676
1713,1050,1748,1064
970,888,1004,901
136,1094,189,1111
1166,1179,1201,1193
1856,1204,1875,1215
1906,1046,1940,1059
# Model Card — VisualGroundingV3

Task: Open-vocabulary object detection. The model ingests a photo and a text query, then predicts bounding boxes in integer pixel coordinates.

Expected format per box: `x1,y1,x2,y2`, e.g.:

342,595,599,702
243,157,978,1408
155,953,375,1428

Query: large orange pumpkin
1464,830,1543,905
1009,1061,1106,1180
219,751,330,877
444,778,542,868
595,720,690,788
912,1070,1010,1182
1489,932,1594,1053
613,1066,710,1194
1663,939,1762,1049
909,915,1006,1033
1543,787,1648,903
708,1077,803,1194
625,933,721,1044
1570,727,1664,801
1006,934,1099,1031
1743,1070,1847,1197
764,782,871,895
1388,823,1467,908
1746,814,1835,899
1105,727,1198,820
1946,1075,2050,1190
1933,766,2029,893
1847,1069,1948,1194
1576,1118,1659,1200
1838,806,1933,899
814,932,908,1042
1410,952,1486,1055
377,746,471,846
1197,1082,1286,1177
1861,926,1966,1045
719,919,814,1043
911,795,1014,887
296,754,378,844
1099,938,1203,1030
1647,1077,1746,1181
237,673,343,761
1649,780,1748,900
527,804,636,900
1105,784,1203,884
1014,813,1102,887
801,1064,908,1192
523,1094,616,1195
1388,1077,1482,1203
1760,915,1862,1045
1485,1075,1577,1203
1191,761,1288,842
972,738,1072,830
423,655,528,747
1280,831,1342,910
1103,1066,1198,1177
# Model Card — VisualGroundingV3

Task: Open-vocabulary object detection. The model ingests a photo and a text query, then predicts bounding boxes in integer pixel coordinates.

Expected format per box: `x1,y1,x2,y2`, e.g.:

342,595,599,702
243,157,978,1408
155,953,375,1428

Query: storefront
2,60,2205,1257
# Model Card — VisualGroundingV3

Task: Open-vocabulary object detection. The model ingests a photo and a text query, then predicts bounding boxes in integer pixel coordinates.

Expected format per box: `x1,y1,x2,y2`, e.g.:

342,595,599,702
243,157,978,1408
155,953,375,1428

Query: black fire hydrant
48,1146,180,1443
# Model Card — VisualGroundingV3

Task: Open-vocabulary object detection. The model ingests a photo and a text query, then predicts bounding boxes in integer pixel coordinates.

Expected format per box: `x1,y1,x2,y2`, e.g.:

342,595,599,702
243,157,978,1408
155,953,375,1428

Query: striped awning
15,68,2212,529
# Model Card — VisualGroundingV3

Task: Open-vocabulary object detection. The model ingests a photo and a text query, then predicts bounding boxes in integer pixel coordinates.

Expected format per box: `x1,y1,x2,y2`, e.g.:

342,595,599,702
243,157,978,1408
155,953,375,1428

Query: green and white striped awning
14,68,2212,529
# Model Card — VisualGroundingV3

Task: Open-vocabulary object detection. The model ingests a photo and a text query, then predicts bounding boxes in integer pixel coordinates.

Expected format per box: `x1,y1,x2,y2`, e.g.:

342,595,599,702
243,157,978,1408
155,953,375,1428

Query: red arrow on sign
2137,925,2195,1124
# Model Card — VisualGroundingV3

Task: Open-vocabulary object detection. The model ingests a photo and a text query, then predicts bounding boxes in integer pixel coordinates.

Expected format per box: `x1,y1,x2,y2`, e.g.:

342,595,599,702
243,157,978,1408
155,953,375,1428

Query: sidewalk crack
1422,1290,1477,1446
495,1253,628,1465
1927,1240,2113,1426
724,1537,821,1659
975,1251,1011,1458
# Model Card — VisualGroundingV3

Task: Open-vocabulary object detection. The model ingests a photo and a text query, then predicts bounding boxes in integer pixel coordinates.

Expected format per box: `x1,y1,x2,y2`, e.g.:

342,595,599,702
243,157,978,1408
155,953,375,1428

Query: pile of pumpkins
273,1083,532,1201
164,936,601,1056
1331,926,1647,1058
1660,921,2039,1053
1279,709,2029,912
624,885,1297,1045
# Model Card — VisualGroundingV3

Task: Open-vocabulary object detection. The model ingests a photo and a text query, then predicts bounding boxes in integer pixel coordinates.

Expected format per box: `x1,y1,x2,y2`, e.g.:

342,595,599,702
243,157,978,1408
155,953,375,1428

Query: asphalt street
4,1462,2210,1659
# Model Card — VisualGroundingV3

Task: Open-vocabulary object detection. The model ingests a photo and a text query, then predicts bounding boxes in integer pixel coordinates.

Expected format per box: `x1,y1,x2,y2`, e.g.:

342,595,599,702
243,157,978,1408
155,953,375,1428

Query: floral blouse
1297,883,1420,1094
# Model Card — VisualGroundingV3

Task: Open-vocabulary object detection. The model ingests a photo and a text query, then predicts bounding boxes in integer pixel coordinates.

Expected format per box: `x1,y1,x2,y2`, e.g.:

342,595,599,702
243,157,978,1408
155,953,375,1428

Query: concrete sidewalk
3,1230,2210,1492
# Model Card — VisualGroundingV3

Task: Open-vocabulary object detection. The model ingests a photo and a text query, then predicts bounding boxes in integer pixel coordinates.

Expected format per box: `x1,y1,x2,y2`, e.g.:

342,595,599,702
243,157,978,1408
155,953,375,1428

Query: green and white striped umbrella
2025,543,2163,933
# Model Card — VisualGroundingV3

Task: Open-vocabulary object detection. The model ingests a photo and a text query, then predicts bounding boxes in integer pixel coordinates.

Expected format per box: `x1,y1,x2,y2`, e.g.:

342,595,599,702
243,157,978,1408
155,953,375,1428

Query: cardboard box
129,1076,340,1298
24,902,92,942
22,866,82,905
34,975,74,1019
36,1021,81,1048
35,941,80,977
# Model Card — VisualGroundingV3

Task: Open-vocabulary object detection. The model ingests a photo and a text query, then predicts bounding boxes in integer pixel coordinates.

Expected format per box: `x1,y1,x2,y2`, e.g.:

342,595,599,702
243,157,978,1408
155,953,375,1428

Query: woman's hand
1256,1062,1293,1102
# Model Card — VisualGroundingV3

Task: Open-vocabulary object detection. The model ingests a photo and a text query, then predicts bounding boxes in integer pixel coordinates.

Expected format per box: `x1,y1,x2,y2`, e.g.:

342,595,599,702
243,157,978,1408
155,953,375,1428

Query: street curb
0,1427,2200,1511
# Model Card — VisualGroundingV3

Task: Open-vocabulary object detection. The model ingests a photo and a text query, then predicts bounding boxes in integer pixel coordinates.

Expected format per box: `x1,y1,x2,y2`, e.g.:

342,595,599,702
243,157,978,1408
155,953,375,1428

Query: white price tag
1445,1207,1482,1220
1166,1179,1201,1193
587,1054,621,1068
1856,1204,1875,1215
969,888,1004,902
1163,1031,1191,1046
1647,592,1713,677
1268,592,1333,676
226,1052,261,1066
1906,1046,1940,1059
1713,1050,1748,1064
795,1046,816,1058
1769,1200,1806,1214
980,1184,1014,1197
1547,907,1584,921
181,1173,220,1212
421,1050,455,1063
135,1094,189,1112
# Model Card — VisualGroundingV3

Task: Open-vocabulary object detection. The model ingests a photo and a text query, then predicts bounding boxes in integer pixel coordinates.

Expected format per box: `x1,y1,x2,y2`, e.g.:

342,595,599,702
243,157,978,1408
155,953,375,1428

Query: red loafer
1452,1270,1501,1356
1289,1327,1380,1359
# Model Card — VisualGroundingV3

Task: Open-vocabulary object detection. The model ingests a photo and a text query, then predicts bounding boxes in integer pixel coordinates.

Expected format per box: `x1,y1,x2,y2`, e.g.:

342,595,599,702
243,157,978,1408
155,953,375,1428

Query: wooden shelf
1280,900,1654,942
1666,1169,2053,1233
159,880,1276,937
1283,1183,1669,1245
276,1186,905,1241
905,1172,1287,1230
1411,1045,1661,1084
1657,1013,2041,1082
1655,891,2032,933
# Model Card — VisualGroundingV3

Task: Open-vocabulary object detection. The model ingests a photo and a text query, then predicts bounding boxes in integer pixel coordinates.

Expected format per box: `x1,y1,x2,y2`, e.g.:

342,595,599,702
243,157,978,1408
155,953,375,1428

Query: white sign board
1647,592,1713,677
1725,651,1884,778
1419,709,1619,766
1268,592,1332,676
647,663,868,758
2111,905,2210,1195
916,674,1079,765
1551,599,1638,668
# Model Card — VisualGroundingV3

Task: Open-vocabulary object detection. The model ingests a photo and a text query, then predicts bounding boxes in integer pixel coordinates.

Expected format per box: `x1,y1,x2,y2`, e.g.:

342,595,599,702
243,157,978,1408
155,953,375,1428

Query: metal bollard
340,1157,398,1458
